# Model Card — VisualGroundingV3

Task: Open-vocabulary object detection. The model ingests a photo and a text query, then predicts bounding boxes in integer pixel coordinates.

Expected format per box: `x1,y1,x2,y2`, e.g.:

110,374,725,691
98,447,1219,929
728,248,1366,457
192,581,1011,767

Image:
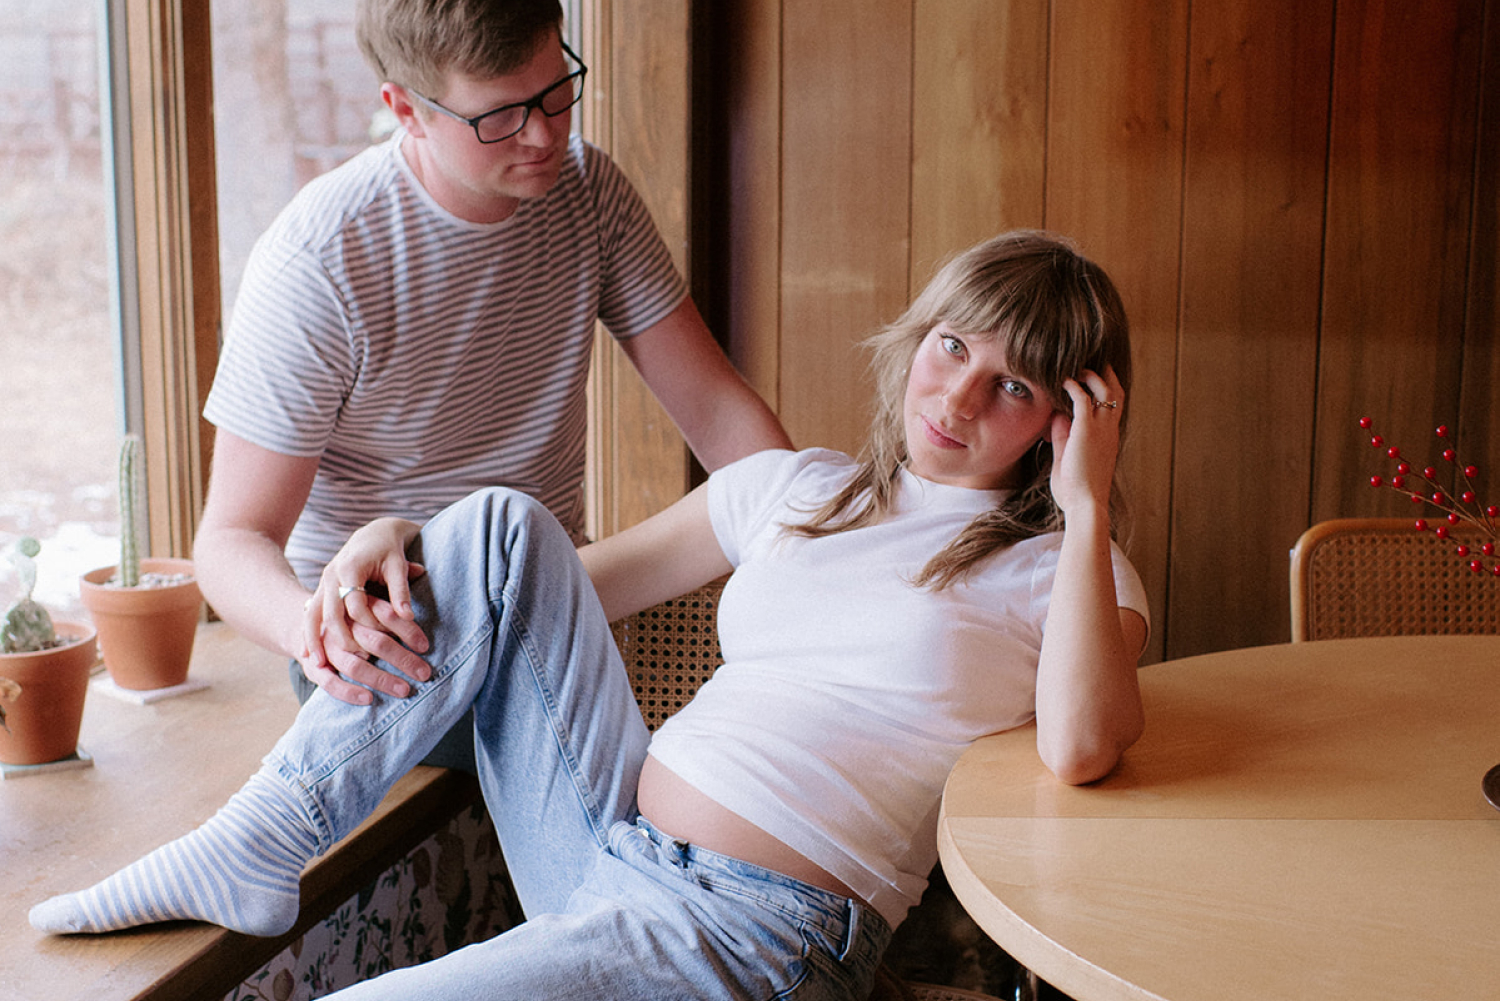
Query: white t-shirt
647,448,1149,928
203,131,687,584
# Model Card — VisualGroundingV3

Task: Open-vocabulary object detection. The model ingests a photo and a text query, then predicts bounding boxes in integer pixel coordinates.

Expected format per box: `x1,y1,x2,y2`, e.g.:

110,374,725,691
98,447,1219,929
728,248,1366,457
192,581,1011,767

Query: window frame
107,0,219,560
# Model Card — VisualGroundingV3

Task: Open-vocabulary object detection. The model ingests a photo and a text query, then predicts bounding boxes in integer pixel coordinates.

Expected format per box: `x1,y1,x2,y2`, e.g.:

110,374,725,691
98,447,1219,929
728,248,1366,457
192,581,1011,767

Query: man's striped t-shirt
203,130,687,584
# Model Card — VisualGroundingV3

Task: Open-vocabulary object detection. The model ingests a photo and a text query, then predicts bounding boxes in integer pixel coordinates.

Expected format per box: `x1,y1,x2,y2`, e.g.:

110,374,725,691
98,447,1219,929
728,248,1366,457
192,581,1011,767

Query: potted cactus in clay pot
79,435,202,692
0,537,98,766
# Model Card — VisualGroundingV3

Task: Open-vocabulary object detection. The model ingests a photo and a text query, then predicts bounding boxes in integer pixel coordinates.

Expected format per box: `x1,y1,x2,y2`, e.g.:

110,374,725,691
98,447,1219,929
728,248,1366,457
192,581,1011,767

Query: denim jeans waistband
626,815,880,935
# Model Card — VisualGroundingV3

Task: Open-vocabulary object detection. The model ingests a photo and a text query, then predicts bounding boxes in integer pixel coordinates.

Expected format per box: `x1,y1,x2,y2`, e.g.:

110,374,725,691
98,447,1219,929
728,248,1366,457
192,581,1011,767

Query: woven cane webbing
611,580,725,730
1290,518,1500,641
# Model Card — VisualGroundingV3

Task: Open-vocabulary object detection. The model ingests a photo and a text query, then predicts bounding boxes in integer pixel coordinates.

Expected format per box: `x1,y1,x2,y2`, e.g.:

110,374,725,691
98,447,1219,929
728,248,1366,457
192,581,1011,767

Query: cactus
119,434,142,588
1,537,58,654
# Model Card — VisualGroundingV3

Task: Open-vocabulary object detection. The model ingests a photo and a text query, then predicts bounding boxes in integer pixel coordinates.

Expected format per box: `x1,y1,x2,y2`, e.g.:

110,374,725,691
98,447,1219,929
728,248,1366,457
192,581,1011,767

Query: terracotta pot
79,557,202,691
0,622,98,766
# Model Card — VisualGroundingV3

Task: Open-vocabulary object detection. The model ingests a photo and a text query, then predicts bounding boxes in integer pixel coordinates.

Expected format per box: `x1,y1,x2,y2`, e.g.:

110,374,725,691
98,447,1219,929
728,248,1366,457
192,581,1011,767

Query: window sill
2,622,480,1001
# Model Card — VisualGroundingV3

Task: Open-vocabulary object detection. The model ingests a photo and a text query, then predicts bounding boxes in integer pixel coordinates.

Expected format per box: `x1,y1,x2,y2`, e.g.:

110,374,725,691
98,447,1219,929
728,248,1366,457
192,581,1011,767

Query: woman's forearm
1033,506,1145,784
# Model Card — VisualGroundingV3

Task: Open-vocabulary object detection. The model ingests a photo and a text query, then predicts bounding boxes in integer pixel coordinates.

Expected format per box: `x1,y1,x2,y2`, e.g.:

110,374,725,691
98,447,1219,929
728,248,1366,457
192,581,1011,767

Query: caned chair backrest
1289,517,1500,642
611,580,725,729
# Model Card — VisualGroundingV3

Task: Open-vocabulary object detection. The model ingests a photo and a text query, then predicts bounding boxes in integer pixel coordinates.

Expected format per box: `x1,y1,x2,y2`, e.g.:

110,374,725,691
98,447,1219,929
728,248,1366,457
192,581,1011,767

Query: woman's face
902,324,1059,491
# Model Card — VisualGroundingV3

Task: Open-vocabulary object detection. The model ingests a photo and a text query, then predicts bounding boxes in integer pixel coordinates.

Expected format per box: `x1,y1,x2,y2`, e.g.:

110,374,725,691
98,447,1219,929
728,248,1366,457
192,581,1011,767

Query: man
194,0,790,746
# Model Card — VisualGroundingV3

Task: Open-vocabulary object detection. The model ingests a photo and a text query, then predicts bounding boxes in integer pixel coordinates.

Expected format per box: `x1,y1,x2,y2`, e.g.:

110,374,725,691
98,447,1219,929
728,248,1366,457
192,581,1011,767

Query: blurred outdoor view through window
0,0,378,620
0,2,115,622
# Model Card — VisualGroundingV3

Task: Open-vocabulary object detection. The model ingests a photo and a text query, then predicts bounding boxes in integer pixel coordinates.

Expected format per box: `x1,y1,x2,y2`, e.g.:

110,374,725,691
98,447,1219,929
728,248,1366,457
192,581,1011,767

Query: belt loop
839,894,863,961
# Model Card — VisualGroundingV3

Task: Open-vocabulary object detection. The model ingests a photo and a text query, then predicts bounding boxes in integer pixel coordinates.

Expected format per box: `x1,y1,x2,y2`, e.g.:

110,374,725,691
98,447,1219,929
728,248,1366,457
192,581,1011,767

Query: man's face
389,32,575,223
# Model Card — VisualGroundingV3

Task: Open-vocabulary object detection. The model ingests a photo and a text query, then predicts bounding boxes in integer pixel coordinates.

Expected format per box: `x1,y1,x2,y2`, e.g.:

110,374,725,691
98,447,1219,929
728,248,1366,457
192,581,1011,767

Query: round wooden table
937,635,1500,1001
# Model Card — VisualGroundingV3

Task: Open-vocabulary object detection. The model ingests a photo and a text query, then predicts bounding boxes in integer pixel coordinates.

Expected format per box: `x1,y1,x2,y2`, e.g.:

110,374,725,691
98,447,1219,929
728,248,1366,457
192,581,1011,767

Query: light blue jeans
265,488,891,1000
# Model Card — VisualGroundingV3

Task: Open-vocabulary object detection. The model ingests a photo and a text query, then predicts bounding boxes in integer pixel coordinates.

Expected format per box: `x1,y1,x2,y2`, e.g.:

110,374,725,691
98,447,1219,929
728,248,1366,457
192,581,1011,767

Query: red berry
1433,492,1446,504
1493,565,1500,577
1371,435,1384,448
1449,513,1462,525
1489,506,1500,519
1457,544,1471,557
1470,560,1484,573
1437,425,1450,437
1412,494,1426,504
1465,465,1480,478
1463,491,1477,504
1485,543,1497,557
1415,519,1429,531
1360,417,1373,429
1370,475,1384,488
1443,449,1457,462
1425,467,1438,479
1392,475,1407,489
1386,446,1401,459
1398,461,1412,474
1436,526,1451,539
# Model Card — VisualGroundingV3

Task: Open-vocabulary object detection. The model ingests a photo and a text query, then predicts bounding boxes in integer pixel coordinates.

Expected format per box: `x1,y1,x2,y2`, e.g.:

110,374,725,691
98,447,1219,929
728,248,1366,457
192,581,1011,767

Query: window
0,3,119,620
211,0,385,325
1,0,662,629
1,0,221,621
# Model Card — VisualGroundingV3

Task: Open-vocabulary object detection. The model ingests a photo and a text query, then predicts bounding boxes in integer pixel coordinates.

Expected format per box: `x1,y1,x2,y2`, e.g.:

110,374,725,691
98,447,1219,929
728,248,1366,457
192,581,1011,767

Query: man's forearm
688,381,793,471
193,527,311,662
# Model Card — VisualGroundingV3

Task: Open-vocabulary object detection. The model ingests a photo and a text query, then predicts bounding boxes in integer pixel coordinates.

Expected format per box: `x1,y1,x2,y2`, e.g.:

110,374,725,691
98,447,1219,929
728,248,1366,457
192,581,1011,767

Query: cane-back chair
1289,517,1500,642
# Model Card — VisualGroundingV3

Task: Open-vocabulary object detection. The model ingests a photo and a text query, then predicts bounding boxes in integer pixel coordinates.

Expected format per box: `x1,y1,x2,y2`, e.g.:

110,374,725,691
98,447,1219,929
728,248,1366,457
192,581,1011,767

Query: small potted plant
0,537,98,766
79,435,202,691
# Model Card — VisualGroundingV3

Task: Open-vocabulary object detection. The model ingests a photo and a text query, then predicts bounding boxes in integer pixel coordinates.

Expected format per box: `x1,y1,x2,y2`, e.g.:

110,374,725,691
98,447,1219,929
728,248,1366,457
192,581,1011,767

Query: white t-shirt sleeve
706,448,851,567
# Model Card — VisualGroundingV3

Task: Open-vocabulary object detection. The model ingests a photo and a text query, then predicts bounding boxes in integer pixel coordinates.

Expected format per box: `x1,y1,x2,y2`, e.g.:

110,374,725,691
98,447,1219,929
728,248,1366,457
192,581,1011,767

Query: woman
33,230,1148,1001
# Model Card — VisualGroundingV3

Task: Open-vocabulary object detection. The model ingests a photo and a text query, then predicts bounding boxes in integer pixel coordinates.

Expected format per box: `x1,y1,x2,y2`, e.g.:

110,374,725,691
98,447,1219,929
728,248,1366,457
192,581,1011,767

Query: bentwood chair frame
1289,517,1500,642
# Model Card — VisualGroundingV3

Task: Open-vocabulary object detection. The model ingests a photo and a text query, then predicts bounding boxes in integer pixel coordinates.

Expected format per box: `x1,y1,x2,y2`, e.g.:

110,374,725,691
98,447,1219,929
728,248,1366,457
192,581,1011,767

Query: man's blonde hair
356,0,564,97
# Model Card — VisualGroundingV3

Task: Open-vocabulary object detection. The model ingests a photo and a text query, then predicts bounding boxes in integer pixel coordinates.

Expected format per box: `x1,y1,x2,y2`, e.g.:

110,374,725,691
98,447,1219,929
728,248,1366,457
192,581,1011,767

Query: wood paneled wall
581,0,698,540
679,0,1498,663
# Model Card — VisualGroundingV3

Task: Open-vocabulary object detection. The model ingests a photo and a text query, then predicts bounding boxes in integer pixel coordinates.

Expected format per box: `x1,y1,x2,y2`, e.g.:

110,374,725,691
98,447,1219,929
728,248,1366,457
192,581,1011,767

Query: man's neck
399,133,520,225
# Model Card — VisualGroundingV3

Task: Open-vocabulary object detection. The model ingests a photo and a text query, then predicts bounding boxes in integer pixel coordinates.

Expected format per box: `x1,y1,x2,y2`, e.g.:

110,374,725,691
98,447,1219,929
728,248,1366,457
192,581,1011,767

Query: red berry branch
1360,418,1500,577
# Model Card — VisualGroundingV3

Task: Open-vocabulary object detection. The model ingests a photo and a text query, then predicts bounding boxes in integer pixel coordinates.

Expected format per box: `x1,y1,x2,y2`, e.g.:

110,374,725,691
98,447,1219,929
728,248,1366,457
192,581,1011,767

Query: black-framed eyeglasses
408,41,588,144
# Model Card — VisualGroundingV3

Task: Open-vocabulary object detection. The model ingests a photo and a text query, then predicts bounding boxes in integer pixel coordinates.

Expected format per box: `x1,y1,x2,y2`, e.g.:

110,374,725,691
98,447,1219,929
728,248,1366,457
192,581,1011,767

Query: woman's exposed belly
636,755,860,903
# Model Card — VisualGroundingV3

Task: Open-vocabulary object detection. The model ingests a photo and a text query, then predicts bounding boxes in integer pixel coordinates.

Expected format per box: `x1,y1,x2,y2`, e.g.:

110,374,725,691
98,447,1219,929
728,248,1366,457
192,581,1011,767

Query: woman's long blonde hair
786,230,1133,588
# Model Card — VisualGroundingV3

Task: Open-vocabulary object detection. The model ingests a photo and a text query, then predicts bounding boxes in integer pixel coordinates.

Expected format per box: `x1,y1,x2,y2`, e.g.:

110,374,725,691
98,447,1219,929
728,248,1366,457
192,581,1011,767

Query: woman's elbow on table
1039,721,1143,786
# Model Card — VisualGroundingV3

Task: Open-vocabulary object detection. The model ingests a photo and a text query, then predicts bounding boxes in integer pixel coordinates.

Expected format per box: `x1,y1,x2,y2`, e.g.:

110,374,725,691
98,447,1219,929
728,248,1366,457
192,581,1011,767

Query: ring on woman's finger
1091,398,1120,410
338,585,366,601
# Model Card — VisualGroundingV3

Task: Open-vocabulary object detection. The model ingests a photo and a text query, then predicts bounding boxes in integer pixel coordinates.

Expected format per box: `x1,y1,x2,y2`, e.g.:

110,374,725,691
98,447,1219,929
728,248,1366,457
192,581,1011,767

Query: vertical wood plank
580,0,613,541
1313,0,1482,522
585,0,695,537
910,0,1048,280
780,0,913,455
124,0,210,559
723,0,783,411
1170,0,1334,654
184,3,220,537
1462,0,1500,486
1046,0,1189,663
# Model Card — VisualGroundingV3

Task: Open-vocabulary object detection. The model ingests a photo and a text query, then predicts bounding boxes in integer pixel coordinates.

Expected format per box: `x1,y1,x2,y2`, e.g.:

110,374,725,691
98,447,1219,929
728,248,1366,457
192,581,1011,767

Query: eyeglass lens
475,73,584,143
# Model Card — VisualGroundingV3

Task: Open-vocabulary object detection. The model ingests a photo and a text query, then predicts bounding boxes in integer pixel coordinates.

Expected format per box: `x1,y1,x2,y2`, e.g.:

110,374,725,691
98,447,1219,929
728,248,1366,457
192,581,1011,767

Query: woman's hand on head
1049,366,1124,521
299,517,433,705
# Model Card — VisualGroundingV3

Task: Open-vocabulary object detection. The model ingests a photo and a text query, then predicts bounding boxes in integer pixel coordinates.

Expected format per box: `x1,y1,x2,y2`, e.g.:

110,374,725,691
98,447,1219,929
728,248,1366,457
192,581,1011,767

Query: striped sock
29,771,319,937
